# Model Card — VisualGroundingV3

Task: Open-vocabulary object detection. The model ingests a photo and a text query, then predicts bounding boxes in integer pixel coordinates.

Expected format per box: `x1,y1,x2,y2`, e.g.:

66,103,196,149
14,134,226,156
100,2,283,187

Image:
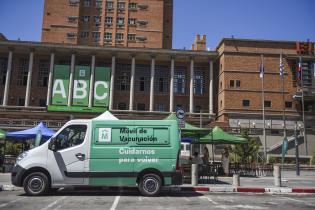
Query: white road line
216,205,267,209
200,196,219,205
184,197,190,202
281,197,304,203
40,196,67,210
0,197,26,208
110,196,120,210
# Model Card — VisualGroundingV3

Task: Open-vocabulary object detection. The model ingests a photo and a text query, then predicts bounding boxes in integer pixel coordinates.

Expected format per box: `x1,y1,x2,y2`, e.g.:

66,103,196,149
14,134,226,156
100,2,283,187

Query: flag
259,59,264,78
297,57,302,81
281,137,288,170
279,54,284,77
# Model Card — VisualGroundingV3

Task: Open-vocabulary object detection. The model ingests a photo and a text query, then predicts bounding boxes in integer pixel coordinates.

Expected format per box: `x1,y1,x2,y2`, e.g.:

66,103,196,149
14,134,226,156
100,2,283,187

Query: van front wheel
23,172,49,196
138,174,162,196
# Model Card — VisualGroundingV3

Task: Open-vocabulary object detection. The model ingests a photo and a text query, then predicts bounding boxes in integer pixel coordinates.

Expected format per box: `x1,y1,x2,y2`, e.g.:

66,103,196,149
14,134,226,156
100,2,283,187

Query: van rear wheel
23,172,49,196
138,174,162,196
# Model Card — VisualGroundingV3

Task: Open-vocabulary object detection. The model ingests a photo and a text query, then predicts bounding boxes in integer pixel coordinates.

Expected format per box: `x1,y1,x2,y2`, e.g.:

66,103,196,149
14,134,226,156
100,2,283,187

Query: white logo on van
98,128,111,142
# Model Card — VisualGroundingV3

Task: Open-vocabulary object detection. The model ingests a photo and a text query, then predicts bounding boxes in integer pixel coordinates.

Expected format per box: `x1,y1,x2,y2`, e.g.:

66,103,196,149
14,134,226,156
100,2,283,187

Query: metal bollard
274,165,281,187
233,174,240,187
191,164,198,186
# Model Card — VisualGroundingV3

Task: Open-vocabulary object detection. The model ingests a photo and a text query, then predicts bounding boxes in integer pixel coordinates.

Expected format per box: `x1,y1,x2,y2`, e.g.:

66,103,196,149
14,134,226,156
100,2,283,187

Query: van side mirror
48,137,57,152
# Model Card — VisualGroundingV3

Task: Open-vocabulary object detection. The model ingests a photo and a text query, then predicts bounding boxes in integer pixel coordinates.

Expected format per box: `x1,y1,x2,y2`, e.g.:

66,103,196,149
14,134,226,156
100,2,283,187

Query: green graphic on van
98,128,111,142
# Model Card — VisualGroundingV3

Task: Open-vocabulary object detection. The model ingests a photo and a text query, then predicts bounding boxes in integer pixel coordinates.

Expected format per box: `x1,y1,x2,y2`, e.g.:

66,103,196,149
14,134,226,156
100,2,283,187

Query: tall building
41,0,173,49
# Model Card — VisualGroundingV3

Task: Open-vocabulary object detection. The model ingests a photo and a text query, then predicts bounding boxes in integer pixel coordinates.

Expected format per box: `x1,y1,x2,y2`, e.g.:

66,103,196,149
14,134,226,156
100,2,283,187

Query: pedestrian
192,152,203,165
221,147,230,176
202,146,209,164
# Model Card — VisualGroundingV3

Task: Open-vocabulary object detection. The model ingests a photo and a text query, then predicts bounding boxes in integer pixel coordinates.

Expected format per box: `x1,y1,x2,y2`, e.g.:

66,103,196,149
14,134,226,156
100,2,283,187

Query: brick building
42,0,173,49
0,37,314,157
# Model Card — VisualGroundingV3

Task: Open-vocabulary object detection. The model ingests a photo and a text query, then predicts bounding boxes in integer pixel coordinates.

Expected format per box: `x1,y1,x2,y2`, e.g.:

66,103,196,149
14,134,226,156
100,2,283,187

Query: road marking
200,196,219,205
184,197,190,202
138,196,143,201
216,205,267,209
40,196,67,210
0,197,26,208
110,196,120,210
282,197,304,203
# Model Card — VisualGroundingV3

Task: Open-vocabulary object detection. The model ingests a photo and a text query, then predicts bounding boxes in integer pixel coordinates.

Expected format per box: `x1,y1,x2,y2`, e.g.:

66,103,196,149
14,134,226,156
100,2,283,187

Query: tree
232,129,260,163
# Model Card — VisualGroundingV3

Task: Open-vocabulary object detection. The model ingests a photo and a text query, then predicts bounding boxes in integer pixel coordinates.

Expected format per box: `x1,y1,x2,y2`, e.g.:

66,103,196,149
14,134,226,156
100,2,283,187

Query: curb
0,184,21,191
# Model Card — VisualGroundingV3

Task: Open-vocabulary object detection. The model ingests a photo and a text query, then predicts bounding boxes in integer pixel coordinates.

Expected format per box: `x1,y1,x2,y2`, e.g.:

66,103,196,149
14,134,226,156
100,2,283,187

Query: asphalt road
1,189,315,210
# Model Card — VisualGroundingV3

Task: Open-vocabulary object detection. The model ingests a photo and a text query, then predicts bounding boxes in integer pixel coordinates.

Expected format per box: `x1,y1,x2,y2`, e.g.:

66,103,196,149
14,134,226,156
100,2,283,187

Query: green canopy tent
193,126,247,162
0,129,5,139
164,113,209,134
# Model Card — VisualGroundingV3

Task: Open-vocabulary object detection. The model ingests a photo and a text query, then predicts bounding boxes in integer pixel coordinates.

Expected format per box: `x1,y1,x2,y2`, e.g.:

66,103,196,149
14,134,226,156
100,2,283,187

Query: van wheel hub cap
144,177,158,193
29,177,43,192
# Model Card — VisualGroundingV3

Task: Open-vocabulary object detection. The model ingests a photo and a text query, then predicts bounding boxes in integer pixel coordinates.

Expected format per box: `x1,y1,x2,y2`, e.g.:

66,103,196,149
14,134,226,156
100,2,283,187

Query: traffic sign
176,108,185,128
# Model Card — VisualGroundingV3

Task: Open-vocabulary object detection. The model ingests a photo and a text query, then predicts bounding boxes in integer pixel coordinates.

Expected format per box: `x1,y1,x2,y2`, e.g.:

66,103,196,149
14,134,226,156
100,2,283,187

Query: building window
229,80,234,87
0,97,2,105
127,34,136,41
174,69,185,94
285,101,292,108
104,32,112,40
105,16,113,24
236,80,241,87
118,102,127,110
220,100,222,108
137,103,145,111
129,2,137,10
94,16,101,23
81,16,90,22
155,66,169,93
39,99,46,107
18,98,25,106
128,18,136,25
68,16,78,23
92,32,100,41
80,31,89,39
95,0,102,8
106,1,114,10
118,2,125,10
195,105,201,113
264,100,271,108
117,17,124,26
139,77,145,91
118,72,129,91
17,59,29,86
83,0,91,7
156,104,164,111
220,81,222,90
0,58,7,85
194,71,205,95
38,60,49,87
116,33,124,40
243,100,250,107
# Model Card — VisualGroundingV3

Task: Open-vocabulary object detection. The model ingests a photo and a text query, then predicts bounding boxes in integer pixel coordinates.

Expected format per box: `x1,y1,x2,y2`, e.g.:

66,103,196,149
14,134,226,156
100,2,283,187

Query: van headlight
16,151,28,164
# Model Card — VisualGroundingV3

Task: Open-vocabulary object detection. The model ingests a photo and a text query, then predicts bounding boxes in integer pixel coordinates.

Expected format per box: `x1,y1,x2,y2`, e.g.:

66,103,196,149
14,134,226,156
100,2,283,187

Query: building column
189,58,194,113
109,55,116,110
169,57,175,112
46,52,55,106
88,55,96,108
68,53,75,107
25,51,34,107
3,51,13,106
149,56,155,111
129,56,135,111
209,60,214,114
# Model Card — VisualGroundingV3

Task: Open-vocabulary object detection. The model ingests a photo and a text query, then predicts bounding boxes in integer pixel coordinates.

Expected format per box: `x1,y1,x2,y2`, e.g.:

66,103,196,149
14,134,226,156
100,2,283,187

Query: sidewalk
1,170,315,193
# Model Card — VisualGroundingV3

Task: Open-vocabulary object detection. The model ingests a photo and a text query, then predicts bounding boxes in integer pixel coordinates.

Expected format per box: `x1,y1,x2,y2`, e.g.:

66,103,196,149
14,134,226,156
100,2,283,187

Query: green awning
195,126,247,144
164,113,209,132
0,129,6,139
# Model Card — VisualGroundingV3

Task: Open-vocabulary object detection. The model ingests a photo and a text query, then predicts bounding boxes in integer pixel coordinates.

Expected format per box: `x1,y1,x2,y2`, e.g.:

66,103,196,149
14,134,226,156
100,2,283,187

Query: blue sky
0,0,314,50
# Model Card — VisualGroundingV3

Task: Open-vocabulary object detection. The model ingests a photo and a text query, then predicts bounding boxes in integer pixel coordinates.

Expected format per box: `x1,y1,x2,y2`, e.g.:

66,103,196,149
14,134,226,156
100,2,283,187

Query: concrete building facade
41,0,173,49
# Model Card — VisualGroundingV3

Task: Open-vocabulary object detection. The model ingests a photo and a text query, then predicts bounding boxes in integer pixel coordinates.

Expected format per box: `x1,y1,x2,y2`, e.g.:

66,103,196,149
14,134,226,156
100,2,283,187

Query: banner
51,65,70,105
93,67,111,107
73,66,91,106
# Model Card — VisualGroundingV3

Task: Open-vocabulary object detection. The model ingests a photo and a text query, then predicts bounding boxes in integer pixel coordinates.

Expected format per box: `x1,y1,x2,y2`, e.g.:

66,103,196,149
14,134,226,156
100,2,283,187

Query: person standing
202,146,209,164
221,147,230,176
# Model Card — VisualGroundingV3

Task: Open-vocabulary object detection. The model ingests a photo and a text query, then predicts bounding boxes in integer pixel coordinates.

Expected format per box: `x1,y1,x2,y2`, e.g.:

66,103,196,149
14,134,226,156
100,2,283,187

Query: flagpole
299,57,308,155
281,52,286,138
261,54,267,161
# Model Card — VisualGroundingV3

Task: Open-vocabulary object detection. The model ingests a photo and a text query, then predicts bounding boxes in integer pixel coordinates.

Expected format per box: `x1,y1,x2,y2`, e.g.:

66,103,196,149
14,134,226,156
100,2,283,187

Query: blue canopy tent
6,122,55,140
